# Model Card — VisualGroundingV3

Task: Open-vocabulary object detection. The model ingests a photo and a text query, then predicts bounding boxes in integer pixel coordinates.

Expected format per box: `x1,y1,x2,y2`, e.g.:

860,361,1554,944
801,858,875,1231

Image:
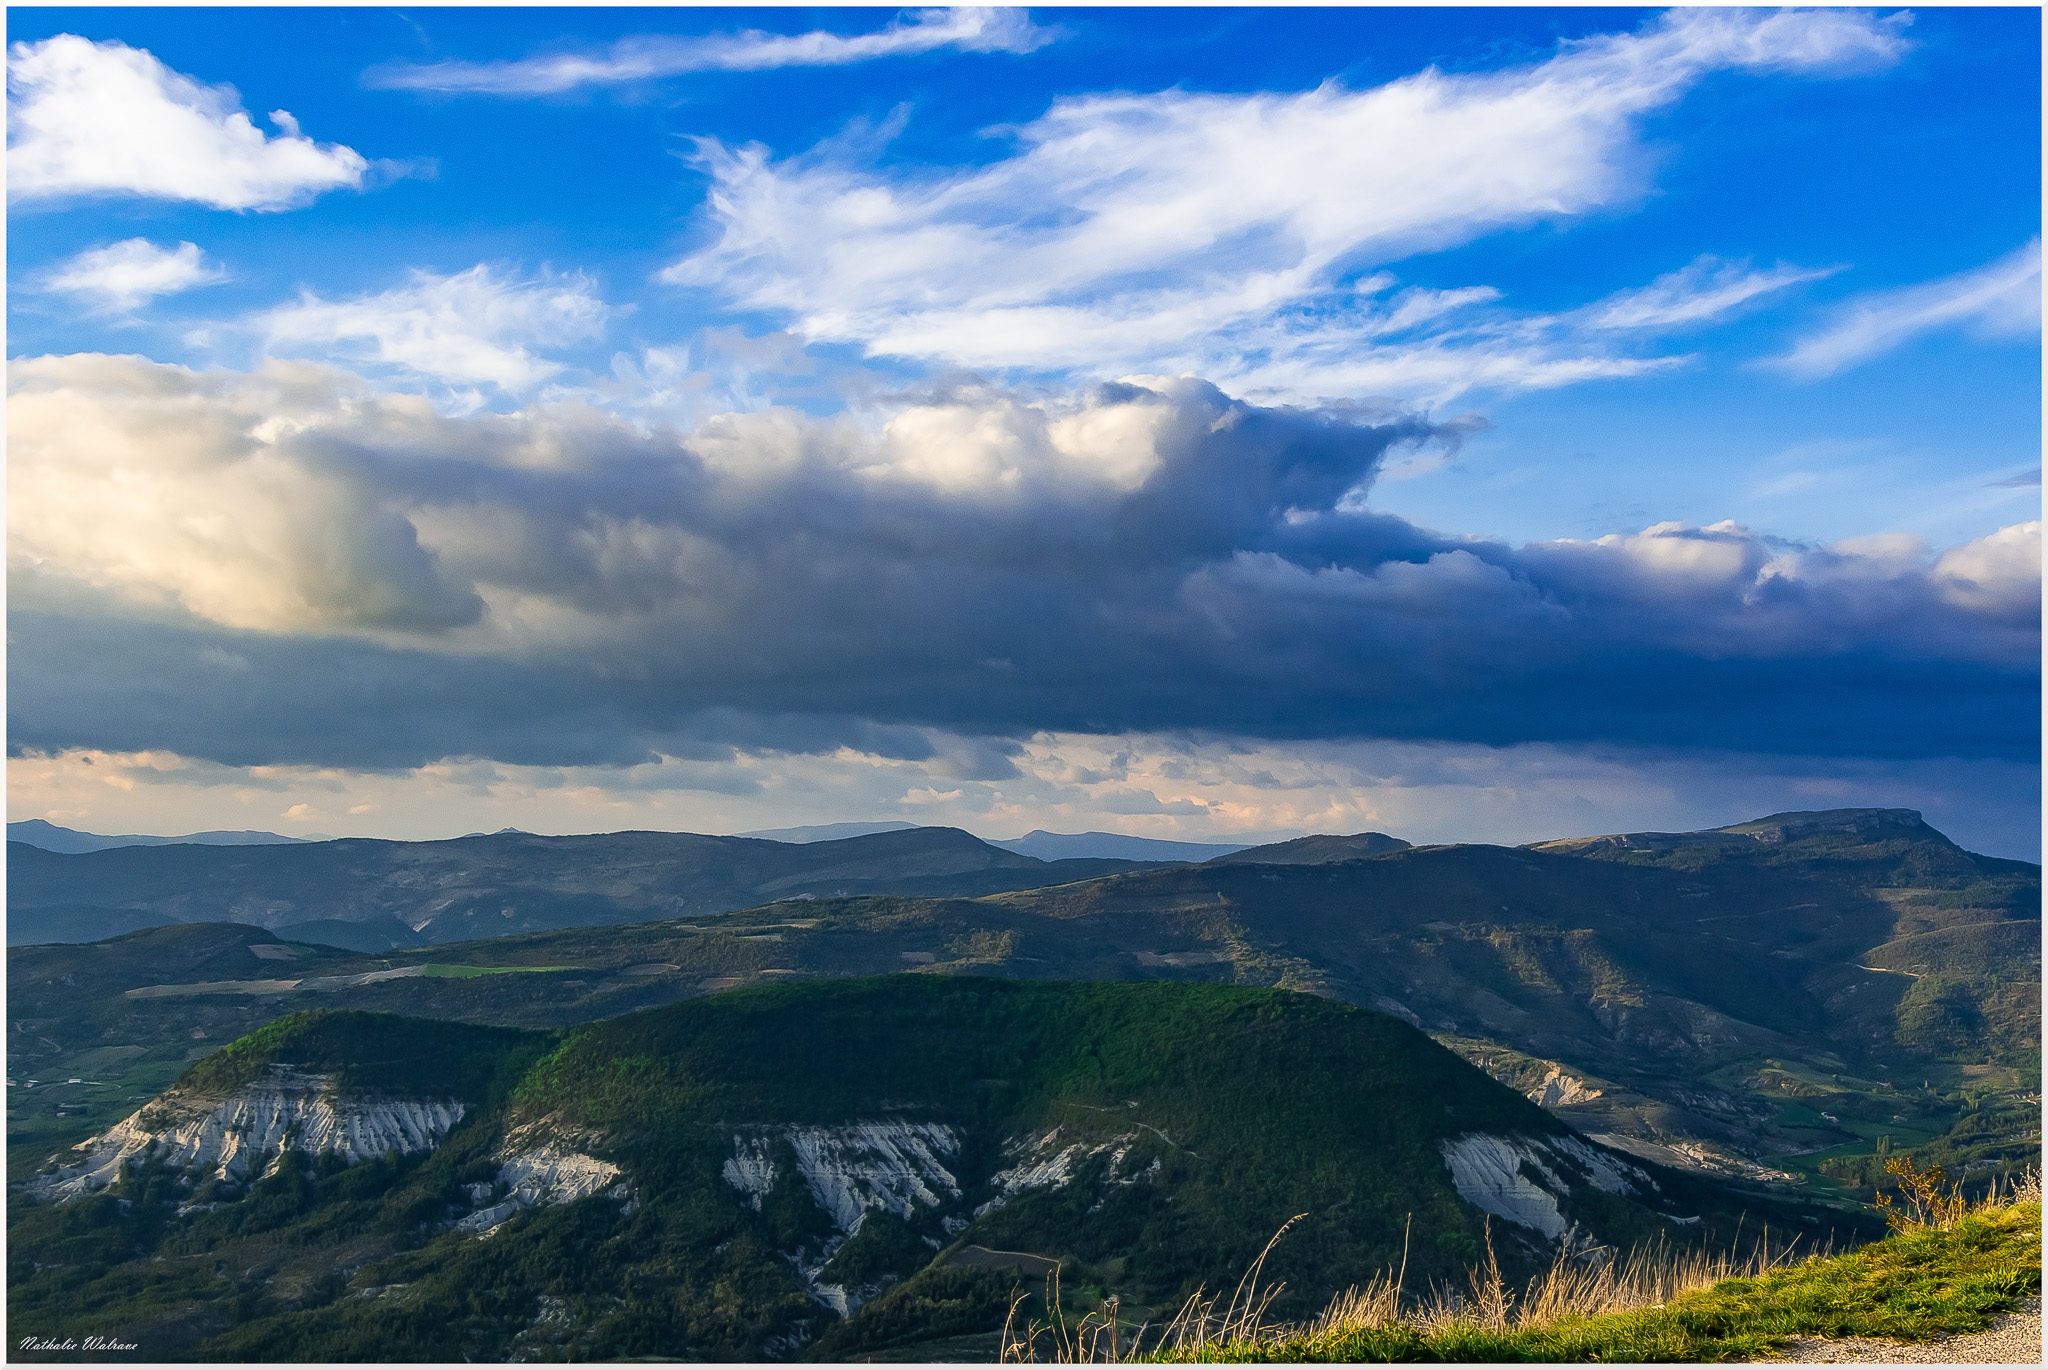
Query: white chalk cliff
1437,1132,1656,1240
30,1065,464,1201
457,1139,625,1236
719,1121,963,1315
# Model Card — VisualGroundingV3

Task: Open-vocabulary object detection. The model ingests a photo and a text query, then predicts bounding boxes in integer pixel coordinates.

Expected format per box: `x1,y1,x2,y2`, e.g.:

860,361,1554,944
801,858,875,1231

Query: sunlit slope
1526,807,2040,1066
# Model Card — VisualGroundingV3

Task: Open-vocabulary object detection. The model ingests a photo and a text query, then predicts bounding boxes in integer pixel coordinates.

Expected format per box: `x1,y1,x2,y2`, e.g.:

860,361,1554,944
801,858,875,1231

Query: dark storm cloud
7,356,2038,769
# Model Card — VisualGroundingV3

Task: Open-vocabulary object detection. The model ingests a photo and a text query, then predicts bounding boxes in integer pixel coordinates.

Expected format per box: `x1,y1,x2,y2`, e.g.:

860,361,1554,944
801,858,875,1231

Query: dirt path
1754,1294,2041,1363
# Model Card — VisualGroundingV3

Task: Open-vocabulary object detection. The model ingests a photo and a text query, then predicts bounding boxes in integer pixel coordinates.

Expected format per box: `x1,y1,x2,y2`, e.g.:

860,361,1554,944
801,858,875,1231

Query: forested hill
8,979,1864,1362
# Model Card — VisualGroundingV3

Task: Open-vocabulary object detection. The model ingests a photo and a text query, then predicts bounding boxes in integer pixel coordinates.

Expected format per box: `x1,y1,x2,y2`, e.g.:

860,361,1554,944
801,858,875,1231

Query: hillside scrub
1004,1171,2040,1363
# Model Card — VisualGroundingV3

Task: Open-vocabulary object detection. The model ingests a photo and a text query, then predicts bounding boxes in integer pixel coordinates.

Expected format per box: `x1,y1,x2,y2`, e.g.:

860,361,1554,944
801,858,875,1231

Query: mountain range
10,808,2034,1205
4,826,1171,951
6,819,328,855
7,818,1268,870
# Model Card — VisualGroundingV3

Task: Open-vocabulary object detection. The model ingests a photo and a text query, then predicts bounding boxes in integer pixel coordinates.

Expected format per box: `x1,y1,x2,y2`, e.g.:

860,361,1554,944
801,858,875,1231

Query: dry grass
998,1213,1796,1362
1325,1217,1800,1343
1000,1214,1308,1363
1876,1155,2040,1233
999,1168,2043,1363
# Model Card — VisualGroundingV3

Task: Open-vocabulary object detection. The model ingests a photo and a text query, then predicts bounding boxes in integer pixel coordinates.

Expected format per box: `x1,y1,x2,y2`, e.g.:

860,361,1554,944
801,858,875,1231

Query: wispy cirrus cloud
7,34,369,209
39,238,227,314
256,263,612,395
1586,256,1842,331
1183,255,1838,403
367,7,1055,96
1771,238,2042,379
661,8,1909,402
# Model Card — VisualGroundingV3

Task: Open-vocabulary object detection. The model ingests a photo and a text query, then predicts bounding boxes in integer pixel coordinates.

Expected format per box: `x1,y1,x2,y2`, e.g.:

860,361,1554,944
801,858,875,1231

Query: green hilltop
7,980,1866,1363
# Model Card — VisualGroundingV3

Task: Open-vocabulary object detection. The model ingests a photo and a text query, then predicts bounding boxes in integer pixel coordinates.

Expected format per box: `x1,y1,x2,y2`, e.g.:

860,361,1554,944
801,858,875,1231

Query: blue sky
6,6,2041,856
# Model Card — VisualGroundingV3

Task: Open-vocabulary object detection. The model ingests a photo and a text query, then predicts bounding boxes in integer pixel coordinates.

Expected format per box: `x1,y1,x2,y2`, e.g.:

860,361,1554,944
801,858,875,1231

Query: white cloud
12,354,2032,686
368,7,1054,95
1933,521,2042,617
39,238,227,313
7,355,484,634
1587,256,1840,331
1773,239,2043,379
259,264,612,393
662,8,1909,401
6,34,369,209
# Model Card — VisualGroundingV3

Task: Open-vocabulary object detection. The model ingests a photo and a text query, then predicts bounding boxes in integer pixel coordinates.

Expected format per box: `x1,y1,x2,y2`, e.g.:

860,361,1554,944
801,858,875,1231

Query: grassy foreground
1131,1196,2040,1363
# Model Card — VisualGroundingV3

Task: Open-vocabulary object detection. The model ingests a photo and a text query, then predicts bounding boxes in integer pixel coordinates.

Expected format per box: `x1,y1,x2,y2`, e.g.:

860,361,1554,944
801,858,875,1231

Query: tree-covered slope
8,980,1855,1363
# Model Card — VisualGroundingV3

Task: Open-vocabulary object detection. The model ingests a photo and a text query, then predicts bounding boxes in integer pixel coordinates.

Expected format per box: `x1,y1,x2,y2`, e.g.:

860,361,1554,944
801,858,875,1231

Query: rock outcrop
1436,1132,1656,1241
719,1121,964,1315
458,1139,625,1235
29,1065,464,1201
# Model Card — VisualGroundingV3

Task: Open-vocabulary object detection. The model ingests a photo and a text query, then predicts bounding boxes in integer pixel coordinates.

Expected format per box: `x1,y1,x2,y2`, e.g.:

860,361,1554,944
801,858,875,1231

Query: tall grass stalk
1001,1168,2042,1362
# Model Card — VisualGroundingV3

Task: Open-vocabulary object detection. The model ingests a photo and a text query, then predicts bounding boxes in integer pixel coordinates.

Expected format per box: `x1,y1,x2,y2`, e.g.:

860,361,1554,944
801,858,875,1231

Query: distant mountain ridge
7,819,323,854
1526,808,1939,855
5,825,1162,949
736,820,919,843
989,829,1259,862
1201,831,1411,865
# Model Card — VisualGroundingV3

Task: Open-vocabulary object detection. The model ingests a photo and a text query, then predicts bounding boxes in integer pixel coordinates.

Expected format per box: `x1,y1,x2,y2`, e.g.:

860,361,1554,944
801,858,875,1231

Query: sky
5,5,2041,858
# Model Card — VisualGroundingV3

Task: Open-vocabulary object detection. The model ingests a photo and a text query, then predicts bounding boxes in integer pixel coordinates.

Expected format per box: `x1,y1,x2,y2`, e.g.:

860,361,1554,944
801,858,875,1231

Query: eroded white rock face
787,1121,961,1232
975,1124,1165,1217
720,1122,962,1235
717,1121,963,1316
1438,1135,1570,1239
723,1136,776,1210
30,1066,464,1201
1436,1133,1654,1241
458,1142,623,1236
976,1126,1088,1215
1528,1068,1604,1109
1544,1134,1652,1196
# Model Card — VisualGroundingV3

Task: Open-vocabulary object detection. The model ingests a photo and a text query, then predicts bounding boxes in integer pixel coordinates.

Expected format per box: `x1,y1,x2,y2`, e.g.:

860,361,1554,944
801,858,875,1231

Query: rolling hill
9,808,2035,1218
4,825,1162,949
6,819,321,854
7,980,1864,1363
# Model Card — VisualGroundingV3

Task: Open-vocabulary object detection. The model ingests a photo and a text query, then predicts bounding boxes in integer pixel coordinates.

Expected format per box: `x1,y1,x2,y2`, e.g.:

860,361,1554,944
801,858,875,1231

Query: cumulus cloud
6,354,2035,775
7,34,369,209
368,7,1056,95
1773,239,2042,378
259,264,612,394
661,8,1908,400
38,238,227,313
7,356,483,634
